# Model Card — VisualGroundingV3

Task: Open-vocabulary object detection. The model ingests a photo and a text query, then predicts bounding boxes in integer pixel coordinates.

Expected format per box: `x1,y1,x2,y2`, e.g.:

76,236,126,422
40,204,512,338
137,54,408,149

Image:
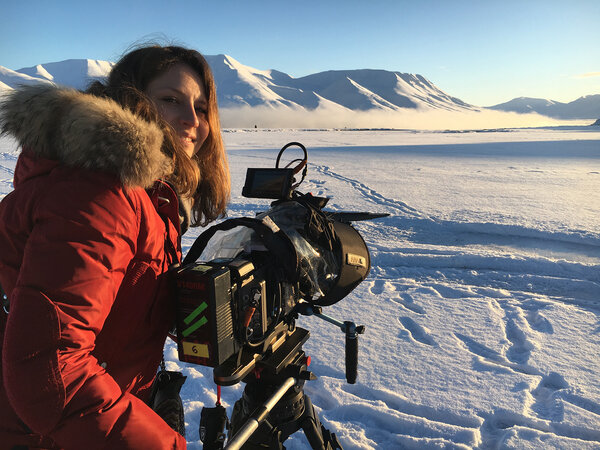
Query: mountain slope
1,55,476,113
490,95,600,120
2,55,597,119
0,65,54,89
16,59,115,91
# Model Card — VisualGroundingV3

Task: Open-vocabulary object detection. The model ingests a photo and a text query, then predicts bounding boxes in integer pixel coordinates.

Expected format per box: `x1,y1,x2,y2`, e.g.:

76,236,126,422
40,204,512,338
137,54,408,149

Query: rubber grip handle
345,321,358,384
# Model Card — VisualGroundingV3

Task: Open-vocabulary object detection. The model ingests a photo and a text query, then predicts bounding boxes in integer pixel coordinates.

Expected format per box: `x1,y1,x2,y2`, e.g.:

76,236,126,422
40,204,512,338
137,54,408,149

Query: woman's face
145,63,209,157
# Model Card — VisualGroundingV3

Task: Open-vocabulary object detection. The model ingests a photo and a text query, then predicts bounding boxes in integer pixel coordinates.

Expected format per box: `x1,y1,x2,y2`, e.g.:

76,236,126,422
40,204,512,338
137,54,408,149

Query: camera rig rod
225,376,298,450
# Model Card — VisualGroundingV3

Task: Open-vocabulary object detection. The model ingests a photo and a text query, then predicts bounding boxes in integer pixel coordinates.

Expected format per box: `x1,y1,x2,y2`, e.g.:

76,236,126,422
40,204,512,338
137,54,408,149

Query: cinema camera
174,142,387,449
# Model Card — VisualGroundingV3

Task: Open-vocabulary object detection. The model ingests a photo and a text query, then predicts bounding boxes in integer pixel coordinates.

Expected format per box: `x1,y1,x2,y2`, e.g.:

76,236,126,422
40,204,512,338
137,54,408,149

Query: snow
0,65,53,89
2,57,597,125
1,126,599,448
3,59,114,91
489,96,600,121
1,57,479,113
18,59,115,90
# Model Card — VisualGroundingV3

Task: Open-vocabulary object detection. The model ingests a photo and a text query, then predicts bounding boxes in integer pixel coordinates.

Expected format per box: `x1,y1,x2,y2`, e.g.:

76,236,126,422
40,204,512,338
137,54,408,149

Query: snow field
2,127,599,448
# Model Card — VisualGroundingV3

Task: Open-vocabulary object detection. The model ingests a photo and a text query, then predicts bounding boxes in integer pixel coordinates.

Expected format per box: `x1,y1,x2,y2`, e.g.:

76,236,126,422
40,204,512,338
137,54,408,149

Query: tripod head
202,312,358,449
212,303,364,387
220,324,346,450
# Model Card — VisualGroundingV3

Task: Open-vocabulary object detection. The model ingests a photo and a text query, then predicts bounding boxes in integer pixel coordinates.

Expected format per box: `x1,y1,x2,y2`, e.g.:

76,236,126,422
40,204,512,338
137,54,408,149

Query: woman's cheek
195,121,210,154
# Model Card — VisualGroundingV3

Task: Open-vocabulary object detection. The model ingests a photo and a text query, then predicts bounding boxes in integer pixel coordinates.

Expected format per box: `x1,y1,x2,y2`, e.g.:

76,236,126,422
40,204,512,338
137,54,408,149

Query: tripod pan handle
344,321,358,384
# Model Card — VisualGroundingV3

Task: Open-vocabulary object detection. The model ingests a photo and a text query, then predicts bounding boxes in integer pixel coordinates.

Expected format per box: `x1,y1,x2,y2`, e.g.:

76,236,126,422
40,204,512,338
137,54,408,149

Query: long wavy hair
87,45,230,226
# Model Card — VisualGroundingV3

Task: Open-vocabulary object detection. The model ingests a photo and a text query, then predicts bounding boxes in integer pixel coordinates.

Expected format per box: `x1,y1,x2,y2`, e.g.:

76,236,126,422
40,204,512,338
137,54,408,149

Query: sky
0,0,598,107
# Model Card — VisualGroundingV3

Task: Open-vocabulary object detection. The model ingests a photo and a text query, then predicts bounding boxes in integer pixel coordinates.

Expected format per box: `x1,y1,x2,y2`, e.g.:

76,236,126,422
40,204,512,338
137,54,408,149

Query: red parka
0,85,188,449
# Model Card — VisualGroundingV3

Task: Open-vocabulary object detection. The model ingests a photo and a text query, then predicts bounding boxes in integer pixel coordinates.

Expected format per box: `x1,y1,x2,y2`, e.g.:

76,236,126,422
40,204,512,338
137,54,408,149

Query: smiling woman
0,45,230,449
146,63,210,157
90,45,230,227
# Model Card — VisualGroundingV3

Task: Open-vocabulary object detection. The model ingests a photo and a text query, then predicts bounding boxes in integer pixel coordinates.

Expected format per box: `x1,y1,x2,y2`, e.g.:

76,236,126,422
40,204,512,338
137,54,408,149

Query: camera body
175,255,297,369
174,143,376,385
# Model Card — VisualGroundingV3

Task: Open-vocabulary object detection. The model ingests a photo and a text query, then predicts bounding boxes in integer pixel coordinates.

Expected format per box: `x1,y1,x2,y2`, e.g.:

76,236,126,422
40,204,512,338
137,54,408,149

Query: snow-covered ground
2,126,600,448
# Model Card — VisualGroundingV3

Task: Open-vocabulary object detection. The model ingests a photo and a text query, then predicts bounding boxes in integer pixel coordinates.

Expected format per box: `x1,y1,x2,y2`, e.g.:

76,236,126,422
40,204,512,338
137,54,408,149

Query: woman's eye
162,96,178,104
195,107,208,117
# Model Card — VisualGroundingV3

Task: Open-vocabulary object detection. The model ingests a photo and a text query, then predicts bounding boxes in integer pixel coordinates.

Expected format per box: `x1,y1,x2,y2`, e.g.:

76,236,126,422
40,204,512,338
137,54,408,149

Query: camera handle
296,304,365,384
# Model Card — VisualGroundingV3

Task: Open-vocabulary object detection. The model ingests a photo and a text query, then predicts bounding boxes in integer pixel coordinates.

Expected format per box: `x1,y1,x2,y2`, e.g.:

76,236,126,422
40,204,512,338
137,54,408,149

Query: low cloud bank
219,105,587,130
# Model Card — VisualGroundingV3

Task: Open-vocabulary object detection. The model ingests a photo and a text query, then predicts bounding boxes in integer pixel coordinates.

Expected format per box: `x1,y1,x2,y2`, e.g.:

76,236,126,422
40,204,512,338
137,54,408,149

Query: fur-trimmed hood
0,84,172,188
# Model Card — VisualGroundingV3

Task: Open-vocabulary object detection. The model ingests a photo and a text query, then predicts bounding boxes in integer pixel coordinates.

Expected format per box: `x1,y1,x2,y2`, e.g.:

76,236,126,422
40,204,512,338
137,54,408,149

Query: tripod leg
229,397,245,440
299,396,343,450
229,398,285,450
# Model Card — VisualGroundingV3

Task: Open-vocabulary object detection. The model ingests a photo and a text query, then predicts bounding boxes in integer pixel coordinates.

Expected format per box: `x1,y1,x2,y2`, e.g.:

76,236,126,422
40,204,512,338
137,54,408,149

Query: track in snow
304,163,600,448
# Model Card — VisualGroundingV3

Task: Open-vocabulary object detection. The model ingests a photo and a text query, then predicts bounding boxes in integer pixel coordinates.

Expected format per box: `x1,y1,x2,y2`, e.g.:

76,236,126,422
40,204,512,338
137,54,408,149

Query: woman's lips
180,135,196,144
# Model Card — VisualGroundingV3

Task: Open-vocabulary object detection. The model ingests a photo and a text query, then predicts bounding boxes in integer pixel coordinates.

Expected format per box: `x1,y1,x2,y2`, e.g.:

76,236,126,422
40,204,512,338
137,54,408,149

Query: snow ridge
0,55,476,113
3,55,598,118
490,95,600,120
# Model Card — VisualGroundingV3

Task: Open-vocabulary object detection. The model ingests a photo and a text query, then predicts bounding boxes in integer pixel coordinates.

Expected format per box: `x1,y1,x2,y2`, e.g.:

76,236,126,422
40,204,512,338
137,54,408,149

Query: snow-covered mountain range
489,95,600,120
0,59,114,91
205,54,477,113
1,55,598,120
0,55,477,113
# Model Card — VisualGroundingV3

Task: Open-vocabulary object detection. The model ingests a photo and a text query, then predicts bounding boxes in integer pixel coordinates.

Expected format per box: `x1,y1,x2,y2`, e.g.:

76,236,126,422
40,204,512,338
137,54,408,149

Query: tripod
222,327,343,450
203,308,363,449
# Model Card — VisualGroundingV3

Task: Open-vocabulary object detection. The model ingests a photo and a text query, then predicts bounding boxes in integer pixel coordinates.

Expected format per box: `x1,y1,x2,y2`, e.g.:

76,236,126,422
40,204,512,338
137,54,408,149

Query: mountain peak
490,95,599,119
2,56,597,119
0,57,478,113
16,59,114,90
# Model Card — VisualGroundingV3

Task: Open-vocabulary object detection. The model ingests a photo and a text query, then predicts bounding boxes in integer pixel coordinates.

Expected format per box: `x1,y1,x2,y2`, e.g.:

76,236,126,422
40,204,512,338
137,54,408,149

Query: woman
0,45,230,449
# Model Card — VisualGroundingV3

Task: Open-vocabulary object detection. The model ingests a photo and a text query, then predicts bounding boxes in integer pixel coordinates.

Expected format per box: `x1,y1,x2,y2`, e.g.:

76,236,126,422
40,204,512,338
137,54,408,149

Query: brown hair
88,45,230,226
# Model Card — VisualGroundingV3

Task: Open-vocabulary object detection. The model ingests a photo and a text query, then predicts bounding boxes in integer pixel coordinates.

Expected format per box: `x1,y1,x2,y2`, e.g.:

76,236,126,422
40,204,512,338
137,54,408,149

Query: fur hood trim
0,84,173,188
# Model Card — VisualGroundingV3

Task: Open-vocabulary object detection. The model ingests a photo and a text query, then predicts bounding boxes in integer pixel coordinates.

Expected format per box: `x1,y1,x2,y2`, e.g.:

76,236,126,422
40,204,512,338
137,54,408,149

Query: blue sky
1,0,598,106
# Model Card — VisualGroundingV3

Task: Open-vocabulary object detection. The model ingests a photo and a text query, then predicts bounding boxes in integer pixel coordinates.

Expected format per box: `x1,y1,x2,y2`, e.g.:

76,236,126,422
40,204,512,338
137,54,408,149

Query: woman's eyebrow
156,87,206,104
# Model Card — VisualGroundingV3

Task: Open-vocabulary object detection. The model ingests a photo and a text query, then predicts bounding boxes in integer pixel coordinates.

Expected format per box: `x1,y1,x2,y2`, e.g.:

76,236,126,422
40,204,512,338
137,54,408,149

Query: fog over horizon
218,105,589,130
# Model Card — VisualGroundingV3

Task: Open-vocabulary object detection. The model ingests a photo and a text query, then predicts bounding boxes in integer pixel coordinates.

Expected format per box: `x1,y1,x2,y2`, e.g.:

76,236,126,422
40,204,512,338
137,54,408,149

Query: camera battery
175,263,237,367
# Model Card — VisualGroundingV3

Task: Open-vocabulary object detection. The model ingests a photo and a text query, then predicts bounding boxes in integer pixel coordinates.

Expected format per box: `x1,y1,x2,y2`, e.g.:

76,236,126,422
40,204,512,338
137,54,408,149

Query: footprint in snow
454,333,504,363
369,279,389,296
505,318,534,365
390,293,426,315
525,310,554,334
398,317,437,346
530,372,569,422
373,280,427,315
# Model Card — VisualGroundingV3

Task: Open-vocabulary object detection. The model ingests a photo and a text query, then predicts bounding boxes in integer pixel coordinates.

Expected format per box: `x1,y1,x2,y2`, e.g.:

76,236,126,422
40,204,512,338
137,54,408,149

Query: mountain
2,56,598,120
0,55,476,113
203,55,478,112
489,95,600,120
0,65,54,89
15,59,115,91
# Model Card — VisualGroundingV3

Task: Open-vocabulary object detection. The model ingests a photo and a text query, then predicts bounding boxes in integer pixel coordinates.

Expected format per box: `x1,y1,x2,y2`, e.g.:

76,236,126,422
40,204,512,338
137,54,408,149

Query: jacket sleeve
2,175,186,449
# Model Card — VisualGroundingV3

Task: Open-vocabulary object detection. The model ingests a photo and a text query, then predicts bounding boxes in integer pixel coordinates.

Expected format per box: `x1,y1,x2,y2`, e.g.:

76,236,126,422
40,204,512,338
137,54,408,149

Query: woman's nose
181,104,200,127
